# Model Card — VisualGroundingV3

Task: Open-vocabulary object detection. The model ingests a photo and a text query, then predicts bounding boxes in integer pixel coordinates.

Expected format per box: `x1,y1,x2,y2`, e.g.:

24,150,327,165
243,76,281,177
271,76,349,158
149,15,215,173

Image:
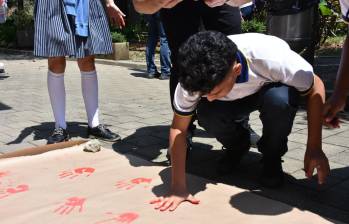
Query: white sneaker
0,62,4,73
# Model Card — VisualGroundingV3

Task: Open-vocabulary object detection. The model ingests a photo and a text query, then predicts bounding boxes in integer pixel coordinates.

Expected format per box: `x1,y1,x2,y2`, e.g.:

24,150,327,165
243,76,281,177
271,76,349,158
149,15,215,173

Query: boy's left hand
106,2,126,28
304,149,330,185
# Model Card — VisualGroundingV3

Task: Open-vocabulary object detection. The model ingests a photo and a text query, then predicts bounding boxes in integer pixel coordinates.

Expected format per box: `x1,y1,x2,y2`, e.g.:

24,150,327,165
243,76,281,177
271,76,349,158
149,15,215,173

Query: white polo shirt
173,33,314,116
340,0,349,24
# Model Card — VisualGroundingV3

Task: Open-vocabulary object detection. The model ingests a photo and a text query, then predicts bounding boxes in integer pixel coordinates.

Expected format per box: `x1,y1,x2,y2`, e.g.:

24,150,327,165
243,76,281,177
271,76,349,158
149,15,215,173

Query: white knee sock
47,70,67,129
81,70,100,128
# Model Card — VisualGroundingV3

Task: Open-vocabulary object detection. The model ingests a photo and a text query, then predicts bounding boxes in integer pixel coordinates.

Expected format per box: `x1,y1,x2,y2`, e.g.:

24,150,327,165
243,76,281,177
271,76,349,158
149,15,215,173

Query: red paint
95,212,139,224
59,167,95,179
0,171,9,179
0,184,29,199
54,197,85,215
115,178,152,190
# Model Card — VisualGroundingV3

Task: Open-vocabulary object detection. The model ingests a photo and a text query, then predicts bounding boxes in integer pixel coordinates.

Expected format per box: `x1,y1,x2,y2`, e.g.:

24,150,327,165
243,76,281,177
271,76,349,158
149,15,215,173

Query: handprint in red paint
115,178,152,190
0,184,29,199
95,212,139,224
0,171,9,179
59,167,95,179
54,197,85,215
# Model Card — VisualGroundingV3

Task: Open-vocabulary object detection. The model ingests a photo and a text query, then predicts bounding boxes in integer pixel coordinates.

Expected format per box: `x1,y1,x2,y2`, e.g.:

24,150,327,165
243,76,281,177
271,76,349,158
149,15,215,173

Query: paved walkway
0,53,348,222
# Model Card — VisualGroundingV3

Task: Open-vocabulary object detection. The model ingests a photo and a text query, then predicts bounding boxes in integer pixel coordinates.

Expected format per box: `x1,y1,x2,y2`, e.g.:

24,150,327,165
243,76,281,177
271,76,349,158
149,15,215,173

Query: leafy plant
111,31,127,43
241,19,266,33
12,2,34,30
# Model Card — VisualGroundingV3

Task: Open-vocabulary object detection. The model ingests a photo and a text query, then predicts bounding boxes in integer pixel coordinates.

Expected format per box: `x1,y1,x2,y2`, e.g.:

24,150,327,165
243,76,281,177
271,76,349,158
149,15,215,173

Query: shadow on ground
113,127,349,222
0,102,11,111
6,121,91,145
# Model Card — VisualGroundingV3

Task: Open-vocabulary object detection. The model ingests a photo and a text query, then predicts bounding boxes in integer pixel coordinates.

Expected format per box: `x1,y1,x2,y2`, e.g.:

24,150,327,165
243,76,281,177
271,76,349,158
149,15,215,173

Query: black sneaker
216,143,250,175
88,124,121,142
159,73,170,80
148,72,161,79
47,127,69,144
260,157,284,188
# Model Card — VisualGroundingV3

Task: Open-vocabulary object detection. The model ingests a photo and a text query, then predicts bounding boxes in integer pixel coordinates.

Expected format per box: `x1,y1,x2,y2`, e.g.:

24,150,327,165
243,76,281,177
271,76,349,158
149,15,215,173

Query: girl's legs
77,56,120,142
47,57,69,144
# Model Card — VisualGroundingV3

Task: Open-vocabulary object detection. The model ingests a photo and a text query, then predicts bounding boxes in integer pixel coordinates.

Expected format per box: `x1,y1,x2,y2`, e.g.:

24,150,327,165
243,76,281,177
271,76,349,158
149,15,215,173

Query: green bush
0,17,16,45
12,2,34,30
111,31,127,43
241,19,266,33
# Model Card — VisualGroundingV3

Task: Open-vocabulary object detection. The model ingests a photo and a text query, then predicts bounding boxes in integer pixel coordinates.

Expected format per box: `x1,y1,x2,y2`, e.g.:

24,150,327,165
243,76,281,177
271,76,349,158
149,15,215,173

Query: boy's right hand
150,191,200,212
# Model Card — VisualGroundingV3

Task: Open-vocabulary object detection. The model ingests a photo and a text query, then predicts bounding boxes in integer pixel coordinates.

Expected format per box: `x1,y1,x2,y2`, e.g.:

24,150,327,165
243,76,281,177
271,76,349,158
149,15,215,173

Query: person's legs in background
145,14,160,78
157,12,171,80
77,55,121,142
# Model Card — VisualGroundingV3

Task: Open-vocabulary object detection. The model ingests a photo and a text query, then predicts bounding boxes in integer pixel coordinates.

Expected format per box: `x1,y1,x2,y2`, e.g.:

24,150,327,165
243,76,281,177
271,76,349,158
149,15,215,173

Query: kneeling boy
151,31,330,212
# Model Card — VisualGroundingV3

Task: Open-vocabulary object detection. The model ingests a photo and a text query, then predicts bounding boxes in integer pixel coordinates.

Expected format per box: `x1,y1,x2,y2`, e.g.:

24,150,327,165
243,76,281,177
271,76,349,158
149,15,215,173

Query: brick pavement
0,53,348,222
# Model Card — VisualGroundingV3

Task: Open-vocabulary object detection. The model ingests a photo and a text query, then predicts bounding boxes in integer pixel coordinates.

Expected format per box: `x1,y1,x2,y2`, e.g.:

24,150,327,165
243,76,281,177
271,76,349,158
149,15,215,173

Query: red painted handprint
54,197,85,215
59,167,95,179
95,212,139,224
115,178,152,190
0,184,29,199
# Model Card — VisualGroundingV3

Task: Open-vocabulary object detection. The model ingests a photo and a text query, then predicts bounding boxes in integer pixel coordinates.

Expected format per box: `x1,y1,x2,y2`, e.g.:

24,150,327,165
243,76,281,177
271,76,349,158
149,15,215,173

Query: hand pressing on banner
150,189,200,212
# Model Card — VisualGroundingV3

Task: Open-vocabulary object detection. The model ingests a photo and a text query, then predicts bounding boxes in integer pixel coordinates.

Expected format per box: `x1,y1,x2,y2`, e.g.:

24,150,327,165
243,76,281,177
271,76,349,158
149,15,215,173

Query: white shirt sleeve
173,84,201,116
249,39,314,94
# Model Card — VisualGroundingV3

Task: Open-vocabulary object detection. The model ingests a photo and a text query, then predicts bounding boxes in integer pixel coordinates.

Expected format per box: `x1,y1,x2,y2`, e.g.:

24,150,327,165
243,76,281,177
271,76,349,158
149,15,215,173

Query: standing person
145,12,171,80
324,0,349,127
34,0,126,144
0,0,6,74
150,31,330,211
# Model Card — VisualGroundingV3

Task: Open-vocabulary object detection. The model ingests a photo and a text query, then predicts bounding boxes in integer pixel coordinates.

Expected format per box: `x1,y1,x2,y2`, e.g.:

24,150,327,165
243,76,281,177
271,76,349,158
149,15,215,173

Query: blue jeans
197,83,300,160
145,13,171,75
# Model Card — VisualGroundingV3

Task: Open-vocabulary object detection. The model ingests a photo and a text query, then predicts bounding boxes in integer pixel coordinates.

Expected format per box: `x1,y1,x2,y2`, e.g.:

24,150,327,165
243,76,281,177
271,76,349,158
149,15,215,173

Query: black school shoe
216,143,250,175
47,127,70,144
259,157,284,188
88,124,121,142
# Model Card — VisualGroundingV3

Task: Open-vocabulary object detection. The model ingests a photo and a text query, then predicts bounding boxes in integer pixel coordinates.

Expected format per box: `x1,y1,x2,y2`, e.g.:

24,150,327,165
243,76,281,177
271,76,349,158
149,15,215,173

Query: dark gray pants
197,83,300,159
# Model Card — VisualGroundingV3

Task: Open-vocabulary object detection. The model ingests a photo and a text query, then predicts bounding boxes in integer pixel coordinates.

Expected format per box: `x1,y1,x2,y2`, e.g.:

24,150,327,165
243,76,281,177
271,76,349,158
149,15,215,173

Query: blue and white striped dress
34,0,113,58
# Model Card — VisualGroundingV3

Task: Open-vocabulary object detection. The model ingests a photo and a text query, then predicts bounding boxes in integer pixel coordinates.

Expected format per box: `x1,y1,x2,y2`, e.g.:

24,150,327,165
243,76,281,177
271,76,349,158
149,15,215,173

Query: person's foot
259,157,284,188
159,73,170,80
47,127,69,144
88,124,121,142
148,71,161,79
216,143,250,175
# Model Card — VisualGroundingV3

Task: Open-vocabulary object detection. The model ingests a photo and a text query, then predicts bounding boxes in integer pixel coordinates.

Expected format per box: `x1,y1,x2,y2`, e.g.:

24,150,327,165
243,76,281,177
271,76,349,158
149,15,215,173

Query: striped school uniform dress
34,0,112,58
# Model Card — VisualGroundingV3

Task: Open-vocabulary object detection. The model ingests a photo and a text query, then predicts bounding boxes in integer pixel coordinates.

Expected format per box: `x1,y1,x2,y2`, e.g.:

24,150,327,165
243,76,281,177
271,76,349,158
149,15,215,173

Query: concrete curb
0,48,148,71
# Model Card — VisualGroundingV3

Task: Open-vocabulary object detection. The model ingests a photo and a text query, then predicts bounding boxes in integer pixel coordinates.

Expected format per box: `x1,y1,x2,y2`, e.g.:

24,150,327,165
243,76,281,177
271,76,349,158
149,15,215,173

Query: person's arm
150,113,199,212
304,75,330,185
132,0,183,14
324,32,349,127
105,0,126,28
204,0,252,7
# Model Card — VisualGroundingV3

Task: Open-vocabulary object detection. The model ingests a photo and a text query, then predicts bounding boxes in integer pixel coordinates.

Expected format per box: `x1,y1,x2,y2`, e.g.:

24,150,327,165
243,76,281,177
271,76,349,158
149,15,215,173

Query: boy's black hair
177,31,238,94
